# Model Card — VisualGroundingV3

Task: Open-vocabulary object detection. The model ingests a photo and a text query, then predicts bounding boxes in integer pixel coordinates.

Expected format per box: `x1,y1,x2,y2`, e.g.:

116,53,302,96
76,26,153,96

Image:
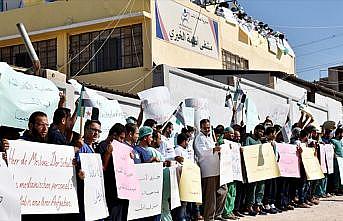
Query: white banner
0,155,21,221
7,140,78,214
155,0,219,59
220,143,234,186
0,62,59,129
231,142,243,182
69,80,126,140
325,144,334,174
183,106,195,127
138,86,174,124
79,153,108,221
169,166,181,210
185,98,210,130
337,157,343,185
128,163,163,220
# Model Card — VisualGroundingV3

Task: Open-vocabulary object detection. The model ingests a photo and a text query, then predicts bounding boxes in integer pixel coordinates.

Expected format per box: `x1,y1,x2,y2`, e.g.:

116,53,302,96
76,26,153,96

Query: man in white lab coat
194,119,228,221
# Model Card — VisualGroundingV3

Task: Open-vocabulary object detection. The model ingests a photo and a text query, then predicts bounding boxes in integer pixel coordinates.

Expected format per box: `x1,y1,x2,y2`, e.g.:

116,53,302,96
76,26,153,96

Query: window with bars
0,38,57,69
222,49,249,70
69,24,143,76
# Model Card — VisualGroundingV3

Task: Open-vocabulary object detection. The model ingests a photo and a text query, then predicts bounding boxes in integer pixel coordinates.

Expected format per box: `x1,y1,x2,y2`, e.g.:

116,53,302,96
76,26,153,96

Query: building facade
0,0,295,93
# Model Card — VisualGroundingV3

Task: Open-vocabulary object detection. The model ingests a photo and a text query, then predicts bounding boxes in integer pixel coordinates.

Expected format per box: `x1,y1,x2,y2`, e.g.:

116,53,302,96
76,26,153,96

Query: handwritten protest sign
242,143,281,183
179,159,202,203
301,147,324,180
128,163,163,220
138,86,174,124
336,157,343,185
0,155,21,221
220,143,234,186
79,153,108,221
112,140,141,200
277,143,300,178
324,144,334,174
169,166,181,210
69,80,126,140
231,142,243,182
7,140,78,214
0,62,59,129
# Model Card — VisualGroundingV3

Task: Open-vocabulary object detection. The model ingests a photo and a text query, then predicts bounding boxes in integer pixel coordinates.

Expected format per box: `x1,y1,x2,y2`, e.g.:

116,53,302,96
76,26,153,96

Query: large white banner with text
7,140,79,214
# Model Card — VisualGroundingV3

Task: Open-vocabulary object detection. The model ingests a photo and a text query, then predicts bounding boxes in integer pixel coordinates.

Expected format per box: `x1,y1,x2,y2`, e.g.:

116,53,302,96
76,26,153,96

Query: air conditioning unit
45,69,66,83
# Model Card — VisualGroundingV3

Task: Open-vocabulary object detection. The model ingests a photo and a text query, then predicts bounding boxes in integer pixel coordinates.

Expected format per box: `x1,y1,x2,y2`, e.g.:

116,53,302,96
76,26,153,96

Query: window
69,24,143,76
222,49,249,70
0,38,57,70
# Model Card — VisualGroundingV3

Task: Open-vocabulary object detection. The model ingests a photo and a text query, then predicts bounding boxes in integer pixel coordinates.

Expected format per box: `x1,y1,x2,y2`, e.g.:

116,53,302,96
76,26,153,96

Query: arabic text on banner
230,142,243,181
80,153,108,221
0,62,59,129
277,143,301,178
179,159,202,203
112,140,141,200
220,143,234,186
127,163,163,220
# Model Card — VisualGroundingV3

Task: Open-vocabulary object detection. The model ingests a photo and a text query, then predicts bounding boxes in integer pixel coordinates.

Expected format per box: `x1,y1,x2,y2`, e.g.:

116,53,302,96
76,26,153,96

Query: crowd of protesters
1,93,343,221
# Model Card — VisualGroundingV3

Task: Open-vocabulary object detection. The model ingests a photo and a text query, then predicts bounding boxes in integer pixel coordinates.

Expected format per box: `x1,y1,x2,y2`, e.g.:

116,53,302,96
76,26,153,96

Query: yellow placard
301,147,324,180
179,159,202,203
242,143,281,183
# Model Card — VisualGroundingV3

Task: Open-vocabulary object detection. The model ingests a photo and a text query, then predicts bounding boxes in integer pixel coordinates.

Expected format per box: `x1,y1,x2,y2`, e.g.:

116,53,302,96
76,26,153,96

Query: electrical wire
270,25,343,30
127,65,159,93
297,60,343,73
293,33,343,48
296,42,343,57
58,0,133,73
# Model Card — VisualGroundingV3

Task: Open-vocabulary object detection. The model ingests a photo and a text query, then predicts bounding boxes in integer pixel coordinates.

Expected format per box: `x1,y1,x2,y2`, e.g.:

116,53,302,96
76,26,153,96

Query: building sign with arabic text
155,0,219,59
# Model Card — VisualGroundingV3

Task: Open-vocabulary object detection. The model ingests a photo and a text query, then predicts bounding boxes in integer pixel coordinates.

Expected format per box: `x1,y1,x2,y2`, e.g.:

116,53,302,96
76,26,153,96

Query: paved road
242,196,343,221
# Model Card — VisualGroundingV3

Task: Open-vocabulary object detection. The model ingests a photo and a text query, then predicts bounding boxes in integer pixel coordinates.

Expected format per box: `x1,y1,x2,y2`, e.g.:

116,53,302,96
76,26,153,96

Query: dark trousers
106,199,129,221
202,176,228,221
234,181,245,211
263,178,277,206
171,203,187,221
276,177,290,208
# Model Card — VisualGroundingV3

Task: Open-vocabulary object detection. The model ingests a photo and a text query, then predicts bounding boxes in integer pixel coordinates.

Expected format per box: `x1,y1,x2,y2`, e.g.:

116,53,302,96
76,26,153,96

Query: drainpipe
16,23,41,75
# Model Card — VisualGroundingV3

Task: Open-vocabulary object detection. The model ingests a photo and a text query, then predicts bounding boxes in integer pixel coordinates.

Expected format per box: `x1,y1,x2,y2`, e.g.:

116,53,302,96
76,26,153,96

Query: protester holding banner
262,126,280,214
181,126,196,163
194,119,227,221
124,123,141,164
221,126,239,220
75,119,103,221
97,123,129,221
243,124,265,216
172,133,190,221
48,108,73,145
159,122,178,162
331,128,343,195
316,126,333,198
21,111,49,143
143,119,158,131
135,126,160,164
297,130,313,208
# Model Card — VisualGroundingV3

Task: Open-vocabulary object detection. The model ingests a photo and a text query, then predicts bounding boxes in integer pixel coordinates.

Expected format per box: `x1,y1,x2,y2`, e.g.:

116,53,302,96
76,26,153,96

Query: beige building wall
0,0,295,94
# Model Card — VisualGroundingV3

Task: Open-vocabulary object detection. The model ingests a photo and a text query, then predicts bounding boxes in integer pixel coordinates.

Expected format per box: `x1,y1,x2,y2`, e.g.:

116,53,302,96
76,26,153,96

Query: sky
238,0,343,81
